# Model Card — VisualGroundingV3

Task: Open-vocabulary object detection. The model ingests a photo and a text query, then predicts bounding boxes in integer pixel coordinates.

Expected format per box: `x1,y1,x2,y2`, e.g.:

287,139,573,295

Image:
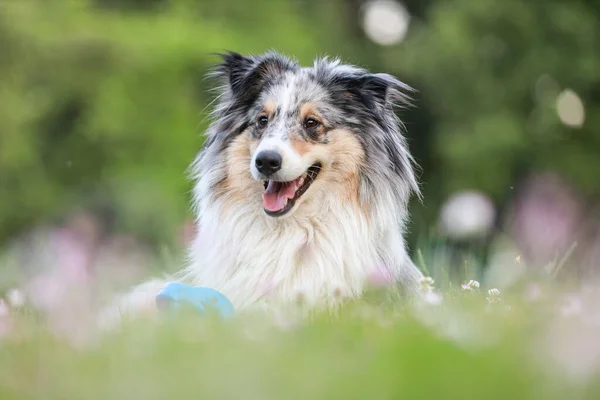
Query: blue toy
155,282,235,319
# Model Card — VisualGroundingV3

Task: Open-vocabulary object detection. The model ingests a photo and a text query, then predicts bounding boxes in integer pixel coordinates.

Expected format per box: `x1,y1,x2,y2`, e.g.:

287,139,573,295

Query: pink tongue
263,180,297,212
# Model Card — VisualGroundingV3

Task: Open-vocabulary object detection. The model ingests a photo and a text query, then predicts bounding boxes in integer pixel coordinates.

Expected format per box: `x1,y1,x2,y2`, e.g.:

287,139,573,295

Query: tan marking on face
294,128,365,217
289,102,325,156
216,128,366,218
261,99,277,116
289,136,312,156
299,102,321,121
214,131,262,214
248,136,259,154
319,129,364,209
299,102,325,134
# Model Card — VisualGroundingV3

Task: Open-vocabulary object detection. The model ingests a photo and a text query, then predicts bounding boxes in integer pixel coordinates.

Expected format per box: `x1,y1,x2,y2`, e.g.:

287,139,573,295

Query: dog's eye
257,115,269,129
304,118,320,130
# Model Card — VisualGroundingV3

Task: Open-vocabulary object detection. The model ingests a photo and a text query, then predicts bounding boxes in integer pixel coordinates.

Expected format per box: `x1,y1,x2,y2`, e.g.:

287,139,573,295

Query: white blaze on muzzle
251,137,304,181
250,136,320,215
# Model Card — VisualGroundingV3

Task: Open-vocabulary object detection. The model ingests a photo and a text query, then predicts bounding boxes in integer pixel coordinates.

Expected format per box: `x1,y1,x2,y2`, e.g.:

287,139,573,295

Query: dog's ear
213,51,296,103
346,73,414,113
335,72,414,113
358,73,414,109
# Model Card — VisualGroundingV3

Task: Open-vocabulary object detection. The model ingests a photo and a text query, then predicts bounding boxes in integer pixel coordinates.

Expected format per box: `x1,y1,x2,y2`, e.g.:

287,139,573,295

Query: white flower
461,280,480,291
420,277,435,286
6,288,25,308
468,280,480,289
486,288,502,304
419,276,435,293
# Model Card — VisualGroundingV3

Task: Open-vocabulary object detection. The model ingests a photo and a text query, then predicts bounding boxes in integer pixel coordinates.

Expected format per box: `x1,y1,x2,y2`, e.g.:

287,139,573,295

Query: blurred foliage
1,287,599,400
392,0,600,222
0,0,361,247
0,0,599,254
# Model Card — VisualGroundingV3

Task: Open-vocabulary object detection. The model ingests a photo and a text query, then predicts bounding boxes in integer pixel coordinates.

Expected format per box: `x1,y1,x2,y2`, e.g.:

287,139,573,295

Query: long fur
98,51,423,328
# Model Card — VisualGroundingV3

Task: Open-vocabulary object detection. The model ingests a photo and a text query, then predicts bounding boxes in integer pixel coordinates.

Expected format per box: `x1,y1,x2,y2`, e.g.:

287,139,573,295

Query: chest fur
185,205,380,308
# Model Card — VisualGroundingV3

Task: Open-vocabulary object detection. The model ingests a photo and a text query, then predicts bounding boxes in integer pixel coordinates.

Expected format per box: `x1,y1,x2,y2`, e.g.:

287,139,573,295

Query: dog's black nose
255,151,282,176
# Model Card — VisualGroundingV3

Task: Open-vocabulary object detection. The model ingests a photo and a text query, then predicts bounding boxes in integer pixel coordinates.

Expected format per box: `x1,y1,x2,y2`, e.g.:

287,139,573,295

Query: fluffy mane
179,51,422,310
99,51,423,328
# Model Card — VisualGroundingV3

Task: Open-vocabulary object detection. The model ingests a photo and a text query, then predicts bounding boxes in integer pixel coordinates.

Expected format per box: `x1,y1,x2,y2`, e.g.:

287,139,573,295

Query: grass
1,280,599,400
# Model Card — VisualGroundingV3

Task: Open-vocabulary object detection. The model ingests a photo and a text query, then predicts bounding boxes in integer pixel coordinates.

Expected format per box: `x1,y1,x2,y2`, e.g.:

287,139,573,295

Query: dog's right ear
213,51,296,104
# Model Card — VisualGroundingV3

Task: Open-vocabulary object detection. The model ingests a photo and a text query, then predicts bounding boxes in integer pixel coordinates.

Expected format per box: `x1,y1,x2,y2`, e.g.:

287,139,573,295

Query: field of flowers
1,273,599,400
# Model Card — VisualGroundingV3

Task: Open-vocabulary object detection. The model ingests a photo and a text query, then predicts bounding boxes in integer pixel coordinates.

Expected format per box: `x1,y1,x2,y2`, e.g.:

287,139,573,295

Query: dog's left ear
356,73,414,110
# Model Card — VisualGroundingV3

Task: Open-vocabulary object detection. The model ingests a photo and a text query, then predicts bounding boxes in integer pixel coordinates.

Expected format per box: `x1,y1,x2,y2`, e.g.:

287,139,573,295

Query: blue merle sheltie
100,51,423,327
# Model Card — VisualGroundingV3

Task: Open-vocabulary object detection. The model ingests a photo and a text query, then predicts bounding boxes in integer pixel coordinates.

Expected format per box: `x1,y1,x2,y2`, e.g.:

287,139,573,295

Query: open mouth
262,163,321,217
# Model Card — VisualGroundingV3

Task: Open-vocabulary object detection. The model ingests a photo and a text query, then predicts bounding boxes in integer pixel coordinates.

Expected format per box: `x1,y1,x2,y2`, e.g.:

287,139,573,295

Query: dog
100,51,423,327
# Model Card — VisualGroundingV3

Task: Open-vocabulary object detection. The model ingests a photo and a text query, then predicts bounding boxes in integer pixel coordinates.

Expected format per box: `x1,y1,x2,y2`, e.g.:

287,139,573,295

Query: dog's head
196,51,419,220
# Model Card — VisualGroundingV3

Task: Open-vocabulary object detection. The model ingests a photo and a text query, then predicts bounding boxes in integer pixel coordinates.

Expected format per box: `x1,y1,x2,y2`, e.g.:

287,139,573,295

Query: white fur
98,175,421,328
251,137,310,182
181,189,418,310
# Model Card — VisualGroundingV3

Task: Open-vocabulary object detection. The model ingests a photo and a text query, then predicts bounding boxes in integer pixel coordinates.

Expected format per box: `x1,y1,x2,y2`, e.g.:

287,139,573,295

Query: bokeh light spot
362,0,411,46
556,89,585,128
439,191,496,240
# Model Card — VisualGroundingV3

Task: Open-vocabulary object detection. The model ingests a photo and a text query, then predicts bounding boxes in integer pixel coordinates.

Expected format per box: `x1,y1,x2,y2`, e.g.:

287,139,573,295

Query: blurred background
1,0,599,310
